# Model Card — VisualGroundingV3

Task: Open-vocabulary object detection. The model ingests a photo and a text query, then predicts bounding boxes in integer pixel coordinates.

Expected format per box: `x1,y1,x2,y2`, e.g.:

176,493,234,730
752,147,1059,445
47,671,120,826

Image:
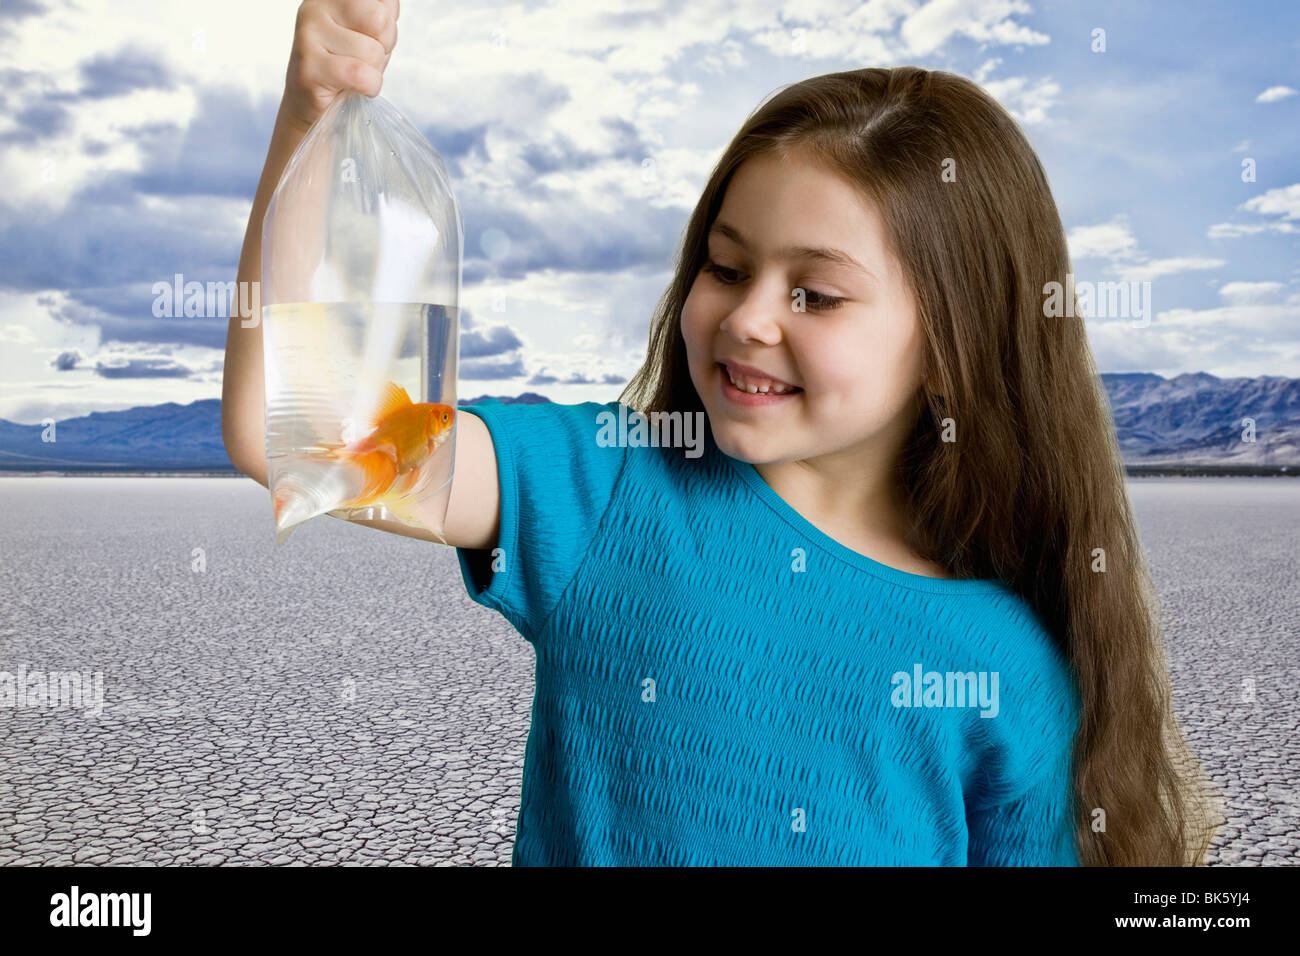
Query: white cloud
1115,257,1225,283
974,57,1003,83
1209,182,1300,239
526,350,629,384
1067,218,1224,283
1087,301,1300,378
1255,85,1297,103
1154,302,1300,337
0,84,199,213
746,0,1050,78
0,324,37,344
1217,281,1284,304
1242,183,1300,221
1208,221,1298,238
980,73,1061,125
1068,219,1139,260
900,0,1049,57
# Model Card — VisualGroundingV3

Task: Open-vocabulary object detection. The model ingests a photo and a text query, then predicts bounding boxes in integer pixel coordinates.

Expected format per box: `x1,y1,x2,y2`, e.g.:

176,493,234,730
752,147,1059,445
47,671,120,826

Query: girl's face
681,147,927,469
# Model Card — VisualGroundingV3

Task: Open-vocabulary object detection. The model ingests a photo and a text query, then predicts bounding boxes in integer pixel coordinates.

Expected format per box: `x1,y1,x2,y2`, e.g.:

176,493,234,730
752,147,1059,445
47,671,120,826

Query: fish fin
272,486,288,523
342,447,399,503
370,380,414,428
381,493,447,545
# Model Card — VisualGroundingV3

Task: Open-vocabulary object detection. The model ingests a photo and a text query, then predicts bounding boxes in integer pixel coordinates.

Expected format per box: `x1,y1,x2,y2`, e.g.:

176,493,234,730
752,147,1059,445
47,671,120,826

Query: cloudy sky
1,0,1297,423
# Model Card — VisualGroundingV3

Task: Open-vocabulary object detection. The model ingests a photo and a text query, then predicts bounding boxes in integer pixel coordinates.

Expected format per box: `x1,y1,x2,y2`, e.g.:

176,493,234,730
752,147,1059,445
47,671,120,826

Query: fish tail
339,447,398,505
272,486,291,523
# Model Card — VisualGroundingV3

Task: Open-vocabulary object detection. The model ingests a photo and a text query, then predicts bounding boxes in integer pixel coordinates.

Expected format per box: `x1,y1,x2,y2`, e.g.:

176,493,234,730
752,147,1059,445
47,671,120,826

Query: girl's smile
716,359,803,406
681,144,926,473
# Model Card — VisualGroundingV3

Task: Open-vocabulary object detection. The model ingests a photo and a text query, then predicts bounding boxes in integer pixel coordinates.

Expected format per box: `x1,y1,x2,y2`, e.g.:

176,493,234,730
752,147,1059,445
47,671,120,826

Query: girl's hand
281,0,399,133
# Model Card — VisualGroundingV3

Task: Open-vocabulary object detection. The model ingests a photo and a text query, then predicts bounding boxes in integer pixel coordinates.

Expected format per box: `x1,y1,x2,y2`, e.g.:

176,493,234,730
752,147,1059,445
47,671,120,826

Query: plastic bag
260,90,462,546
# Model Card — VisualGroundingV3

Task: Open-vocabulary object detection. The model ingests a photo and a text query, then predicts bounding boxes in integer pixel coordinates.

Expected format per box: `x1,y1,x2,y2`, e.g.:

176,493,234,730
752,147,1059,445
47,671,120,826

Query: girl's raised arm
222,0,397,485
221,1,502,550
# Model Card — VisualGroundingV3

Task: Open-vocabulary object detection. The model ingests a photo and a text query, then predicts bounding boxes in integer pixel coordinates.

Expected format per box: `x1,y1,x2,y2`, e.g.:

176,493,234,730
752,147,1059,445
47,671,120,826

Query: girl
224,1,1221,866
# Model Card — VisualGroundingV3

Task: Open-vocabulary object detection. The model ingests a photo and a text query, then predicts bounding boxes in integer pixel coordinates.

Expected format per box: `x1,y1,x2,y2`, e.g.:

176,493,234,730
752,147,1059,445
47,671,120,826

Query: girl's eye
794,287,846,312
702,260,742,284
702,260,845,312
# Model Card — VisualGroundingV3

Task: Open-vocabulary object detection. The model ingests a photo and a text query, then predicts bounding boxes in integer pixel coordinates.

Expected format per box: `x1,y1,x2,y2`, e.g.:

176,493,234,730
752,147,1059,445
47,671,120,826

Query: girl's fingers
323,54,383,97
319,16,388,68
333,0,397,53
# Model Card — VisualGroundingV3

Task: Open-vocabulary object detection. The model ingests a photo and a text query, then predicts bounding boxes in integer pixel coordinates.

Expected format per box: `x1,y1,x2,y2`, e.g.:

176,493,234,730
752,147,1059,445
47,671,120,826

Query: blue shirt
455,398,1081,866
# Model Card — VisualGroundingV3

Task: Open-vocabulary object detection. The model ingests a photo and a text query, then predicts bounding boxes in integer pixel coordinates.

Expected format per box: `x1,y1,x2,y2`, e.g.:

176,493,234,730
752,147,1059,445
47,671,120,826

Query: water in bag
261,90,463,545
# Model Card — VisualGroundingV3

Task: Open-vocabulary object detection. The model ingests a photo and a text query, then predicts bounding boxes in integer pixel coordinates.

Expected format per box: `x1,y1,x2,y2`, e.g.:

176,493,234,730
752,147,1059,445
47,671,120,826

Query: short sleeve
959,603,1082,865
965,743,1080,866
454,399,628,643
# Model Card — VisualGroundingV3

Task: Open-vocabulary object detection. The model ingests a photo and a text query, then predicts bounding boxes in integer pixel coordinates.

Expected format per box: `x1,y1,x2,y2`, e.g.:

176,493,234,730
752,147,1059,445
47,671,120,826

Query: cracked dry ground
0,477,1296,866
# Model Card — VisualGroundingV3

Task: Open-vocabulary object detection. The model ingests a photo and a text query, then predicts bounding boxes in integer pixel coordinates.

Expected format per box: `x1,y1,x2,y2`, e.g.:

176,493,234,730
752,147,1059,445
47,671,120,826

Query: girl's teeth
726,369,794,394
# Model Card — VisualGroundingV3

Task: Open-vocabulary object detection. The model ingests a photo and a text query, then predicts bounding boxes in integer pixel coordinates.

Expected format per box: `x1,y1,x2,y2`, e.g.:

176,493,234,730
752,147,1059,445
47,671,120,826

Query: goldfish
272,380,455,527
331,380,456,505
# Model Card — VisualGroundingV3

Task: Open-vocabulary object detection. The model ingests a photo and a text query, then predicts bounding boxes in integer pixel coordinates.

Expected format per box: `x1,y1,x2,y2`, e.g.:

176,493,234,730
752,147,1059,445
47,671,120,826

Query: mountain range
0,375,1296,472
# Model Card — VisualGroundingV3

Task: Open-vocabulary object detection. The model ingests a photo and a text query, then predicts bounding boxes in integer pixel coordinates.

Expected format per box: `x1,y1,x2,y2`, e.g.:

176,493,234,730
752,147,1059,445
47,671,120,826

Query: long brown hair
619,66,1223,866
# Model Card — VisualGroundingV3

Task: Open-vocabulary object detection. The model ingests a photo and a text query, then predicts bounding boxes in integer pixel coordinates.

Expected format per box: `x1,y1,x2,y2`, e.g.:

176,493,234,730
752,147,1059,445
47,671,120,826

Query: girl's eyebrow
709,219,878,282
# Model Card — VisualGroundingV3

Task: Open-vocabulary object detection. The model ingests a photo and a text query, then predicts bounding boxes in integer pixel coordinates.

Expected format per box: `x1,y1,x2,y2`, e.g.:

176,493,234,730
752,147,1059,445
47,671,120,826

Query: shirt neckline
716,442,1005,595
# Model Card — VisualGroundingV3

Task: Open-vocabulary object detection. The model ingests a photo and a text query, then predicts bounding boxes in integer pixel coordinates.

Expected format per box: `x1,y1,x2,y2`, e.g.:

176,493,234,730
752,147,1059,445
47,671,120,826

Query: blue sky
0,0,1297,423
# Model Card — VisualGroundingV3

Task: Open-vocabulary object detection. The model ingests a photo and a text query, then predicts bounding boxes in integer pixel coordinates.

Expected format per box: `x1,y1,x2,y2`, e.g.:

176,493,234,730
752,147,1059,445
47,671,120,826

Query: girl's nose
718,281,788,345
